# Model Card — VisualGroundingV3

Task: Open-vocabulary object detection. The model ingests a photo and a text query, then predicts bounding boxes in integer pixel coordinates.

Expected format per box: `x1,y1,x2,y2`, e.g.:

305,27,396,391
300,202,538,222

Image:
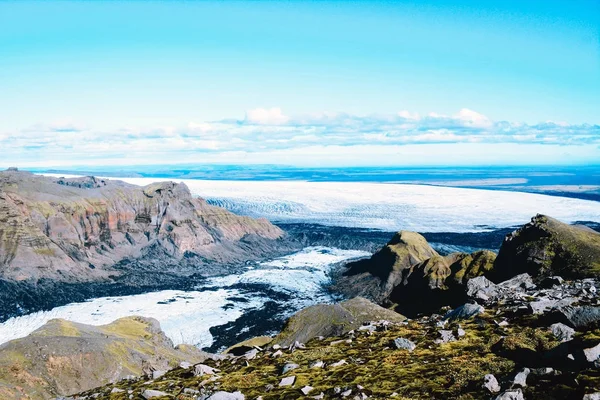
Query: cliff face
0,317,211,400
0,171,284,284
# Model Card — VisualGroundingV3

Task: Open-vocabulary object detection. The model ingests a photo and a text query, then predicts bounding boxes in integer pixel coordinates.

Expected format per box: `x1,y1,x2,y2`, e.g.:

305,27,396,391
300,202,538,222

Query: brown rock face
0,317,212,400
0,170,284,284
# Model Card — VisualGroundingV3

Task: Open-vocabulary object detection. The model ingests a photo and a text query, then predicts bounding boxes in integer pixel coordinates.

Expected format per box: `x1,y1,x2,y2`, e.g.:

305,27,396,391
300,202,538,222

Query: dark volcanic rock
491,214,600,283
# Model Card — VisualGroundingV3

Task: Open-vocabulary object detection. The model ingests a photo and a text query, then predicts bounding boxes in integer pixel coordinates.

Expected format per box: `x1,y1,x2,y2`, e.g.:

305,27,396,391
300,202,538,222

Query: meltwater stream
0,247,369,351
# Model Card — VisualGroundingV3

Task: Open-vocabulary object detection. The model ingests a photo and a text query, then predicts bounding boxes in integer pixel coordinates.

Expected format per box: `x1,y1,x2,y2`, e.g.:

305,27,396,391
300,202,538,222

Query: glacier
0,247,368,349
105,178,600,232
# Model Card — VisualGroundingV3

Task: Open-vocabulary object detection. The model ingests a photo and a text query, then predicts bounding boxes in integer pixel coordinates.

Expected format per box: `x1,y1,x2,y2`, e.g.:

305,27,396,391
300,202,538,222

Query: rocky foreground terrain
0,214,598,399
0,170,295,320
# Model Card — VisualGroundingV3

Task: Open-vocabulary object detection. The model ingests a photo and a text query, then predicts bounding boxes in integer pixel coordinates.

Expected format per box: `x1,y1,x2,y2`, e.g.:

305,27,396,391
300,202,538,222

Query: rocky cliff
0,316,212,399
0,170,292,318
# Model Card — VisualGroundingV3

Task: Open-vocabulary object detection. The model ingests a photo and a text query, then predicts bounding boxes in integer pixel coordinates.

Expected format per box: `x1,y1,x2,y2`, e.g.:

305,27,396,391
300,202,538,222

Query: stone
498,273,536,291
457,327,466,337
494,389,524,400
311,360,325,368
179,361,192,369
467,276,499,300
152,370,167,379
194,364,219,376
279,376,296,387
207,391,245,400
111,388,125,393
550,323,575,342
330,360,348,367
341,389,352,397
435,330,456,344
583,393,600,400
444,303,484,321
142,390,170,399
394,338,417,352
483,374,501,393
272,350,283,358
513,368,530,387
243,349,259,360
554,306,600,330
301,386,314,395
584,343,600,362
282,363,299,374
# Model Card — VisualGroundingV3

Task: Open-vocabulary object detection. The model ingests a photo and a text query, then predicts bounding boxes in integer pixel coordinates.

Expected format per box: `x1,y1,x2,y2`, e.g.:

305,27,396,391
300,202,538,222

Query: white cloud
1,108,598,168
244,107,289,125
454,108,492,128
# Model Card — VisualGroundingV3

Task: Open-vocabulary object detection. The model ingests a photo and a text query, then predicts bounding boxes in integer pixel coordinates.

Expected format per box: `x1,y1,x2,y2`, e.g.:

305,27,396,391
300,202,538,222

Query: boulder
483,374,501,393
550,323,575,342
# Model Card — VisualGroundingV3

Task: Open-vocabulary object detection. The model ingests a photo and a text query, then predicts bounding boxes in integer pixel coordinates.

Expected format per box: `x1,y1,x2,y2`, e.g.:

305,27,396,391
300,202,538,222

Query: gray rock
494,389,524,400
194,364,219,376
513,368,530,387
243,349,259,360
330,360,348,367
550,323,575,342
499,273,536,291
584,343,600,362
583,393,600,400
467,276,499,300
152,370,167,379
279,376,296,387
483,374,501,393
282,363,299,374
142,390,170,399
301,386,314,395
444,303,484,321
393,338,416,352
435,330,456,344
311,360,325,368
272,350,283,358
207,391,245,400
111,388,125,393
554,305,600,330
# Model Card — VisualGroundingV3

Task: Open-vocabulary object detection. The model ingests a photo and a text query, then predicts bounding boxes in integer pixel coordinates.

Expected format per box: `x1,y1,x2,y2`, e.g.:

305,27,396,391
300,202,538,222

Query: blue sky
0,0,598,167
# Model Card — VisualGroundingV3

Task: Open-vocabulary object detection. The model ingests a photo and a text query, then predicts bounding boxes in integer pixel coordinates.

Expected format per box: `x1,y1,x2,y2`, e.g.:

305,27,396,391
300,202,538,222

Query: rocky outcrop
0,170,292,319
491,214,600,283
333,229,496,316
273,297,406,347
0,316,212,399
334,231,439,302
